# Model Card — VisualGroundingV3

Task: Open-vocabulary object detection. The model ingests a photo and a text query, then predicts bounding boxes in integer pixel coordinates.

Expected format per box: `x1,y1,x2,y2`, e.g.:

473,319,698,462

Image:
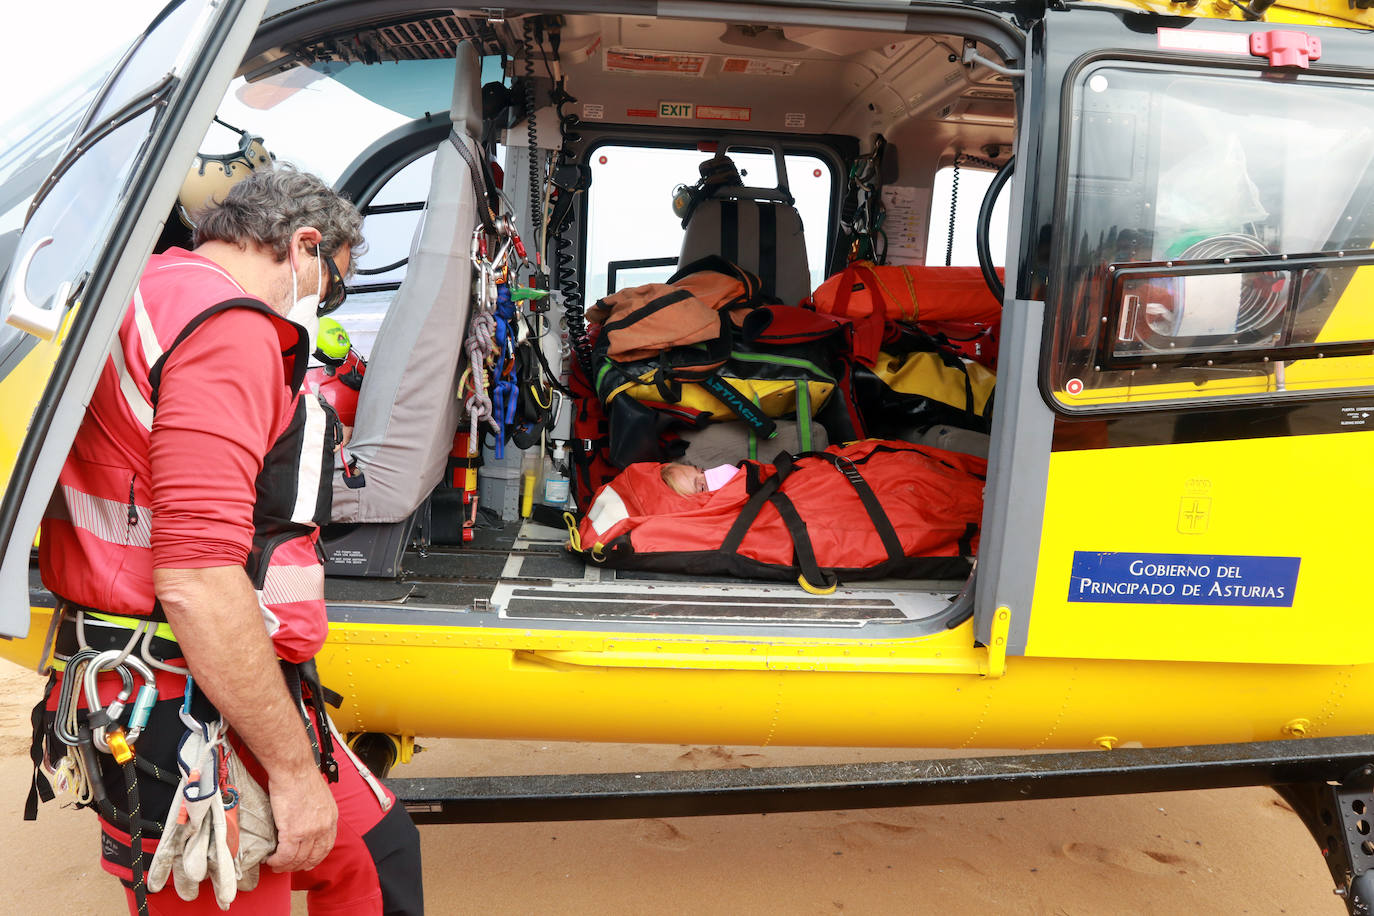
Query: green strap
795,382,812,452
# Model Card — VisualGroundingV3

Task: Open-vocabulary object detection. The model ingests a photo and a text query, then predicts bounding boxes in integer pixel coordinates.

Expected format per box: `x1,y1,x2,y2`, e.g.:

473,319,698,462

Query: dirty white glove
147,720,278,910
146,727,222,901
226,745,276,894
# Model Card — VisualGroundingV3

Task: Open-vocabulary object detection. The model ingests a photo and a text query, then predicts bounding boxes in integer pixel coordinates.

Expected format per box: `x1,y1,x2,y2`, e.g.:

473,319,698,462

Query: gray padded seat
678,151,810,304
329,42,483,523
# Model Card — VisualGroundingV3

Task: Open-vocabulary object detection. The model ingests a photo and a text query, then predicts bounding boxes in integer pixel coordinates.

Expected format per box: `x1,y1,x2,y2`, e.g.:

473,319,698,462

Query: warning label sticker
582,103,604,120
605,47,708,77
1067,551,1300,607
626,108,659,119
721,57,801,77
784,112,806,128
1157,27,1249,56
696,105,751,122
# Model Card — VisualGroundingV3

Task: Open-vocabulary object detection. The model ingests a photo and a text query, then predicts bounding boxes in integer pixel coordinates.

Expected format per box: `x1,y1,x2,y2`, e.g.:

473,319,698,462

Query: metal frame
388,734,1374,825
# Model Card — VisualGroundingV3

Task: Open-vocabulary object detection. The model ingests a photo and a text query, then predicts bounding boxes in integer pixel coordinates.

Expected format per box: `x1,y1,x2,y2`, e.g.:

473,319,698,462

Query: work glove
147,722,277,909
227,741,276,895
147,725,224,901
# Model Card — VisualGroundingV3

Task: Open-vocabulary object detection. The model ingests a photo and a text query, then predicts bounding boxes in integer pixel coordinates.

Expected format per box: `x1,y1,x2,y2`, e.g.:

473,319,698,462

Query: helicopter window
584,143,835,298
926,165,1009,268
330,150,437,358
0,0,218,360
1050,64,1374,411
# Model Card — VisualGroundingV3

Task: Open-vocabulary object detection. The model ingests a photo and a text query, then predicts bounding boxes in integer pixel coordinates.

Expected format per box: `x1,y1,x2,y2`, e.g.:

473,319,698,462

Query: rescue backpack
853,324,996,439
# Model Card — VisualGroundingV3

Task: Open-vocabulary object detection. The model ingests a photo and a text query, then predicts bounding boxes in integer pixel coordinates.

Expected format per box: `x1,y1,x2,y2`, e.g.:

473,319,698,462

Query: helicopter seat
678,154,810,305
327,42,483,527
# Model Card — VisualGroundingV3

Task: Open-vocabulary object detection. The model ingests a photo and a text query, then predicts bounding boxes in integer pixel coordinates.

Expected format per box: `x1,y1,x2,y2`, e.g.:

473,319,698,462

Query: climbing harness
41,628,166,915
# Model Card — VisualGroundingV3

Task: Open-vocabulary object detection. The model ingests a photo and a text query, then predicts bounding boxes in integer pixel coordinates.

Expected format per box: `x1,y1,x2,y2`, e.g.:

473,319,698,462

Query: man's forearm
154,565,320,783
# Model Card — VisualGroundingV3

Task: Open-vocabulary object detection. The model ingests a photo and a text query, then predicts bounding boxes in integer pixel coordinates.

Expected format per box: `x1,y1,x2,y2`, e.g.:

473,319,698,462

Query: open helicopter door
0,0,270,641
1009,8,1374,667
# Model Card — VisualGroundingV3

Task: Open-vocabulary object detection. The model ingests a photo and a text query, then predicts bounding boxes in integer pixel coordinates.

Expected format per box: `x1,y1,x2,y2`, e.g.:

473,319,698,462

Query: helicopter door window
335,150,439,358
927,165,1009,267
1050,64,1374,410
585,144,834,298
0,0,216,357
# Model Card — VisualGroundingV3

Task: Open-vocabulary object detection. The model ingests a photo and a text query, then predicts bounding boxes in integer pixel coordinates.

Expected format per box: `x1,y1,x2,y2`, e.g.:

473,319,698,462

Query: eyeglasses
319,252,347,316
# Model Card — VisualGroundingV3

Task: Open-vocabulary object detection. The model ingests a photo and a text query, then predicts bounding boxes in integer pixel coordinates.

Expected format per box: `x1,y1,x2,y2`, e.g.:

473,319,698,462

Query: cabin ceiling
242,6,1015,142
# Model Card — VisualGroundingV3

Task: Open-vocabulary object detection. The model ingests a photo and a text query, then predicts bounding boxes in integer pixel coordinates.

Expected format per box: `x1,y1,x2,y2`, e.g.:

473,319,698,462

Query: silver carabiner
82,650,157,752
53,648,100,747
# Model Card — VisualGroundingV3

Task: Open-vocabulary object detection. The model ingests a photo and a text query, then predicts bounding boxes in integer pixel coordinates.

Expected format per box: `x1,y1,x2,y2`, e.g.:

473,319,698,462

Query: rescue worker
32,166,423,914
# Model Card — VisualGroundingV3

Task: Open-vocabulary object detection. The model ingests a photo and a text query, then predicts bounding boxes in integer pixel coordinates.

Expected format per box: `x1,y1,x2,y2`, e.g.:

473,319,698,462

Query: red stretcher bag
576,440,985,590
809,263,1003,324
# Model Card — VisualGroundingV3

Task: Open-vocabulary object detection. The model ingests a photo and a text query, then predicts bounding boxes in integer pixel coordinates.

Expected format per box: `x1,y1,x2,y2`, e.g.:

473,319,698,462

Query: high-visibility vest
39,250,334,664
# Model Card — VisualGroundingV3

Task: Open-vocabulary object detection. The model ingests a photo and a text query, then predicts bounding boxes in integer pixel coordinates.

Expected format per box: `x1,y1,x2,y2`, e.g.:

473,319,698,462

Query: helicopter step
387,735,1374,912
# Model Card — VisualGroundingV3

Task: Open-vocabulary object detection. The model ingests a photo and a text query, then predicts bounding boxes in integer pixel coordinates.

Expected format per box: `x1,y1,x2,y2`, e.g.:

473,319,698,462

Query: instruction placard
696,105,751,122
721,57,801,76
881,185,931,264
1068,552,1301,607
605,47,708,77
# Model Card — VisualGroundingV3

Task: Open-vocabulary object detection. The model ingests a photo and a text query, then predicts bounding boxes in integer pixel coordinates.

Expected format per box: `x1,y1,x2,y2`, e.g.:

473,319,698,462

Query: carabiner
82,650,157,753
53,648,101,747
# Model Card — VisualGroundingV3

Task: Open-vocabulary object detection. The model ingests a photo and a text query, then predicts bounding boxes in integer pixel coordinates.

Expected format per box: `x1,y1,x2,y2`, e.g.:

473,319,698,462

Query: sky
0,1,168,127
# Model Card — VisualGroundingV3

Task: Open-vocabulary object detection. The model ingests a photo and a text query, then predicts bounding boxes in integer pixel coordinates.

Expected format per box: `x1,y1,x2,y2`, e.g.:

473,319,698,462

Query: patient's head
661,462,708,496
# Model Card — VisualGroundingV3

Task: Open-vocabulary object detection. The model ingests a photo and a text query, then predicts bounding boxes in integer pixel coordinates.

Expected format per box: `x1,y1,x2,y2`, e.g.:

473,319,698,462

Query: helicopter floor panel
322,517,963,625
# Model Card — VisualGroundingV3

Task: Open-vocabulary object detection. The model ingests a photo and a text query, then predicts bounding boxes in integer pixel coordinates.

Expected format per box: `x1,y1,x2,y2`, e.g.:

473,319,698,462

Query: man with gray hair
35,165,423,913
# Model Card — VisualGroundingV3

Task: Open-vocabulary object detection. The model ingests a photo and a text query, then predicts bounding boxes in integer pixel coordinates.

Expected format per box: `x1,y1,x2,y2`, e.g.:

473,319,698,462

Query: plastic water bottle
544,441,570,506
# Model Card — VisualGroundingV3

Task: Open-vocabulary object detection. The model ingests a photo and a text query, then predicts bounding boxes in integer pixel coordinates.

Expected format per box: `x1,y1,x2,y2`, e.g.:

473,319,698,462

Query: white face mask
286,249,322,353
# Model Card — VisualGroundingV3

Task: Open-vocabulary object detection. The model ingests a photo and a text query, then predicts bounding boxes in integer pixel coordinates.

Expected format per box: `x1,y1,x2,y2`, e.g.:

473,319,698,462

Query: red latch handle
1250,31,1321,68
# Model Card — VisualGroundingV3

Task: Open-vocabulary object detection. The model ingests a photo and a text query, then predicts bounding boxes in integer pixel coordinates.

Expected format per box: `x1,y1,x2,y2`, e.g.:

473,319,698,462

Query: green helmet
315,317,352,366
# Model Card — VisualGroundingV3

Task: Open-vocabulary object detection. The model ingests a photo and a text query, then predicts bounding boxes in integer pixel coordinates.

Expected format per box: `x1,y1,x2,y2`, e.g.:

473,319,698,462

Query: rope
125,755,149,915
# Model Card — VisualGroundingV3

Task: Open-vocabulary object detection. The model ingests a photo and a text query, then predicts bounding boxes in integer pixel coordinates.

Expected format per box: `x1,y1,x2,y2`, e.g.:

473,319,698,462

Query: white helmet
177,117,274,228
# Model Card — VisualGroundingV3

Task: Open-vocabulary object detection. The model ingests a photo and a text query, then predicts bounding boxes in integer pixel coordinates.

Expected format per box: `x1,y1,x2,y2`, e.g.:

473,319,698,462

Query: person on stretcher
660,462,741,496
580,440,986,587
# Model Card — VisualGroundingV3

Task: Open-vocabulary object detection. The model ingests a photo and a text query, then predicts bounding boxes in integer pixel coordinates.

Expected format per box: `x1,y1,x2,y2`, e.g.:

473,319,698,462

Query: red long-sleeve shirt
148,305,294,568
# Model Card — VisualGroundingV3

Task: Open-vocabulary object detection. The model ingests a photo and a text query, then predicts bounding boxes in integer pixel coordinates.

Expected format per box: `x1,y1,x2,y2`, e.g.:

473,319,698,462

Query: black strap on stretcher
717,450,907,591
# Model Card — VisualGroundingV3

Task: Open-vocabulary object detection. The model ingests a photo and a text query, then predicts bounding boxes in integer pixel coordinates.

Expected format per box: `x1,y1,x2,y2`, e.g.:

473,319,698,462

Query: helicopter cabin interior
217,6,1024,636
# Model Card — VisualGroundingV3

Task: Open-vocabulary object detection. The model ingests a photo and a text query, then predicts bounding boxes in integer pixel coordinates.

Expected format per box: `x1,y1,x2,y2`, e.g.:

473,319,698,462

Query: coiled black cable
945,151,1001,266
524,20,543,259
541,45,594,378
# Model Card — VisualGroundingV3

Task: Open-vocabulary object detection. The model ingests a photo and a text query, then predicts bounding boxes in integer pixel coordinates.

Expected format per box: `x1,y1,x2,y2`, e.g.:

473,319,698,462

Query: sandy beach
1,660,1342,914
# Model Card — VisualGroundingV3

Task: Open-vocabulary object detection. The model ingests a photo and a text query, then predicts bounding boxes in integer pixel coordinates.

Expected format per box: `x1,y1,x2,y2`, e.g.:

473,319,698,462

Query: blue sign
1068,552,1300,607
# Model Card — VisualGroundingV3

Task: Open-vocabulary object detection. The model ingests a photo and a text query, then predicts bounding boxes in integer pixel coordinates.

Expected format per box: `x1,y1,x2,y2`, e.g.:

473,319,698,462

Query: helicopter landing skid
1277,763,1374,915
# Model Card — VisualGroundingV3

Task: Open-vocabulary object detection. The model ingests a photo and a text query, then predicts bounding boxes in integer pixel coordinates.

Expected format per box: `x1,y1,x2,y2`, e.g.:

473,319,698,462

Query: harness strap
282,661,340,783
699,375,777,438
718,463,785,556
758,204,777,300
448,129,497,234
720,200,739,264
766,489,837,594
24,672,56,821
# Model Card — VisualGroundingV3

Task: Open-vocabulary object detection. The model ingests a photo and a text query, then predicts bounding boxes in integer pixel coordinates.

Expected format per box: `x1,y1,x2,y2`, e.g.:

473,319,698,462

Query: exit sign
659,101,695,119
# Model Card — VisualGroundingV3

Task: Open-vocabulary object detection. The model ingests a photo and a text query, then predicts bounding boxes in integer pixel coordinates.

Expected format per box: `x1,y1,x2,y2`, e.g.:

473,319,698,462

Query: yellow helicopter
2,0,1373,904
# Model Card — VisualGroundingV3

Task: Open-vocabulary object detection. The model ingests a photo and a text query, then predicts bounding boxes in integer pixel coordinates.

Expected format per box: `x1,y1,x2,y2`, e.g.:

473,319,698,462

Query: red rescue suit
306,348,366,428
